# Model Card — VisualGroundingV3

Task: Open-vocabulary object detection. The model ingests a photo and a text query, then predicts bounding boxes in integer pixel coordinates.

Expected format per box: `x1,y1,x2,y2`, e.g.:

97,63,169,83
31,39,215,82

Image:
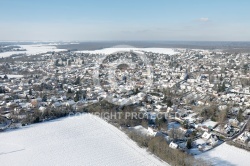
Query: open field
197,143,250,166
0,114,168,166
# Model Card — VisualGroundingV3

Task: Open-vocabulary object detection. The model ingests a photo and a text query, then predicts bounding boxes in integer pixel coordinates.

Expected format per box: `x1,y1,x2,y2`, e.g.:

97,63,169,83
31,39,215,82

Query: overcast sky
0,0,250,41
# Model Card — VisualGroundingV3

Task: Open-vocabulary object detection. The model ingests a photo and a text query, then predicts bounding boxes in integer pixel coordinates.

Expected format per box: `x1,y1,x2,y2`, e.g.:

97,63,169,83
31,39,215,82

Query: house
65,100,75,107
243,109,250,116
229,118,239,127
202,119,218,130
194,138,206,150
52,102,62,108
230,107,240,115
224,124,232,134
148,127,157,137
39,106,46,112
202,132,212,140
208,135,219,146
201,131,219,146
19,102,32,109
237,131,250,144
148,112,157,123
169,142,178,149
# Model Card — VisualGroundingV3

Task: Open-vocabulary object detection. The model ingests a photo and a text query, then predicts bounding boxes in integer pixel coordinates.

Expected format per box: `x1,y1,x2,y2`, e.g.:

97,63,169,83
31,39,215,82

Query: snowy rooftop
202,119,218,129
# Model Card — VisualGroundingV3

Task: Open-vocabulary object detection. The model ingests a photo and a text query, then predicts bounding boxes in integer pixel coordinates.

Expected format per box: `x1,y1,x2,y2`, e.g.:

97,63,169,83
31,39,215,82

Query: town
0,47,250,165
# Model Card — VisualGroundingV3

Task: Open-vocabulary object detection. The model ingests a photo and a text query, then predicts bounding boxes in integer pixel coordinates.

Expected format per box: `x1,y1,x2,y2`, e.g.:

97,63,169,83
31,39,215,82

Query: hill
0,114,168,166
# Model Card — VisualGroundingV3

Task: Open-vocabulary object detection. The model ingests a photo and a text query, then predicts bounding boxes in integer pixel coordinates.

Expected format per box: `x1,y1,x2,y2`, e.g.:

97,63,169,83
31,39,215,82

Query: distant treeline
56,41,250,52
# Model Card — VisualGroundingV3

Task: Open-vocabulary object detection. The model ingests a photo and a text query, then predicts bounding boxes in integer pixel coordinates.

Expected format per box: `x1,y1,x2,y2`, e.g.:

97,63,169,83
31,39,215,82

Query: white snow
197,143,250,166
76,47,178,55
0,44,66,58
0,75,23,78
0,114,168,166
132,125,150,136
201,120,218,129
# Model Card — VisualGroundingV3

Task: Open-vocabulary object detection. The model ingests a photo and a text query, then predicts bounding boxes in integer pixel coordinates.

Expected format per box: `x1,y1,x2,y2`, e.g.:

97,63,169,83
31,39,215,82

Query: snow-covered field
197,143,250,166
0,114,168,166
0,44,177,58
0,75,23,78
76,47,178,55
0,44,66,58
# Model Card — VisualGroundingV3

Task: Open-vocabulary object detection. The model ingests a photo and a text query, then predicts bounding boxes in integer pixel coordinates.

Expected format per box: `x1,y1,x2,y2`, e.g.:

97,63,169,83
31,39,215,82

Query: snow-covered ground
76,47,178,55
0,114,168,166
0,44,177,58
0,75,23,78
0,44,66,58
197,143,250,166
131,125,150,136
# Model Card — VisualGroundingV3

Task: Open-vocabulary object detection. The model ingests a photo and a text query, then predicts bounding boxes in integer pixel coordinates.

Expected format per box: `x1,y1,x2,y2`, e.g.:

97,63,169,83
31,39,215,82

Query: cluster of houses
0,48,250,155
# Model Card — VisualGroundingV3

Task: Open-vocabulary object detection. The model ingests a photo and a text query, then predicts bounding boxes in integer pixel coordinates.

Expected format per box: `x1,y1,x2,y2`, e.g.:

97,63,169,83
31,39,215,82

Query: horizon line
1,40,250,43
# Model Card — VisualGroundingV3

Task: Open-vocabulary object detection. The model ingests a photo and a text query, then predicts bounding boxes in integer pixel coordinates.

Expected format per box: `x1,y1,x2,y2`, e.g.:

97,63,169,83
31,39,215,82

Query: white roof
202,120,218,128
169,142,178,149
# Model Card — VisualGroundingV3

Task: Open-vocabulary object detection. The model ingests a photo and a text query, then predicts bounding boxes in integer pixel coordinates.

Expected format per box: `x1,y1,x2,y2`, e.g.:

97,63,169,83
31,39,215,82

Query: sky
0,0,250,41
